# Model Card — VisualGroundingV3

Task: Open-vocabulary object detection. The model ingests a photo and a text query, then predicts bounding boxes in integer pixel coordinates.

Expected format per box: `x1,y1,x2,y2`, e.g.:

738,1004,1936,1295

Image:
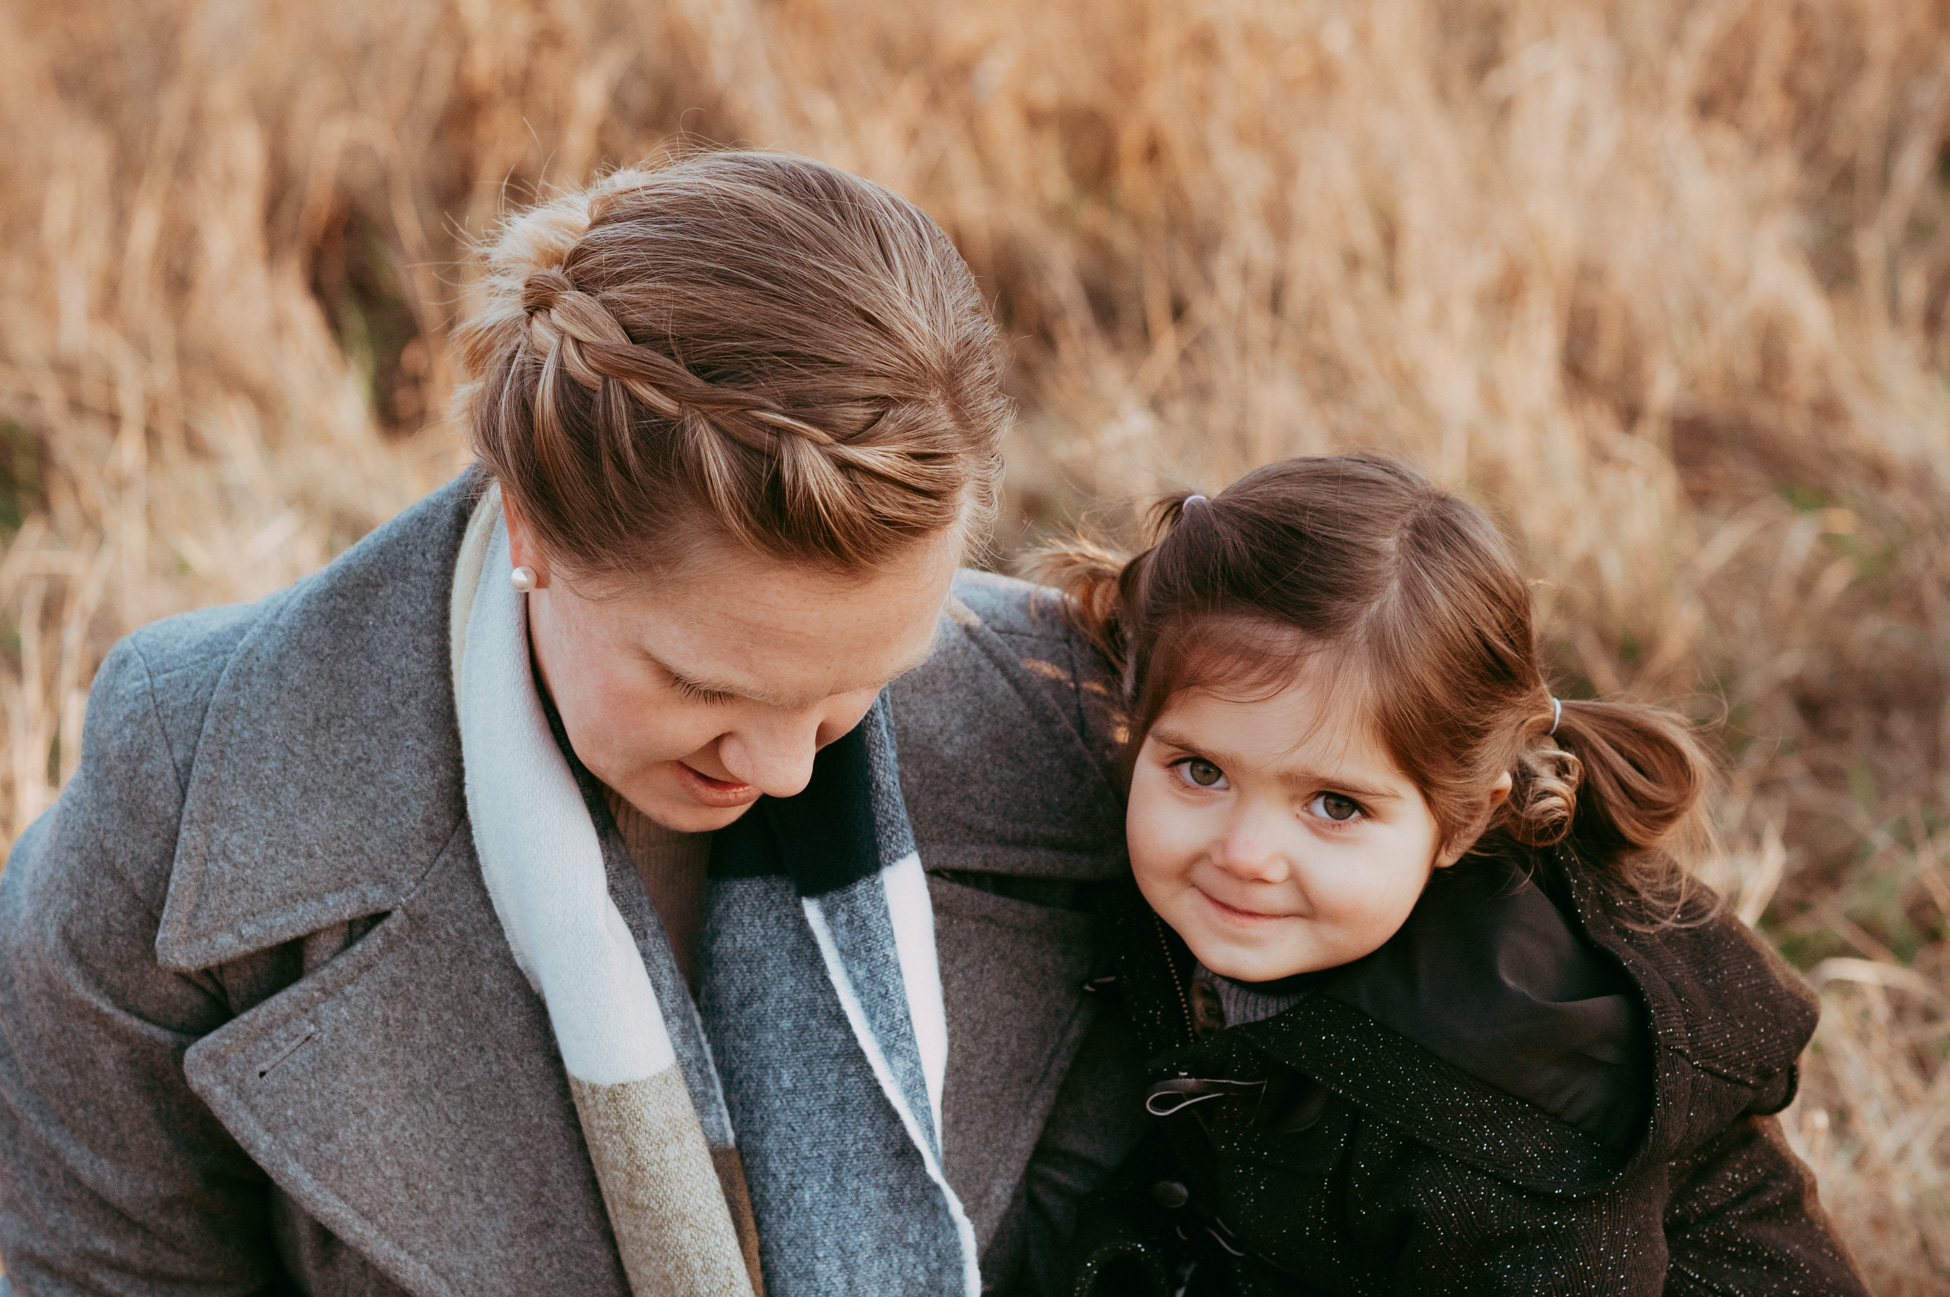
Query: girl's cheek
1127,775,1198,874
1310,837,1423,925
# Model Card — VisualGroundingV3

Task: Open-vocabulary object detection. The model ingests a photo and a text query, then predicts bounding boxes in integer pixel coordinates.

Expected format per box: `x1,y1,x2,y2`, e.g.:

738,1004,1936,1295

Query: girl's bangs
1136,614,1383,756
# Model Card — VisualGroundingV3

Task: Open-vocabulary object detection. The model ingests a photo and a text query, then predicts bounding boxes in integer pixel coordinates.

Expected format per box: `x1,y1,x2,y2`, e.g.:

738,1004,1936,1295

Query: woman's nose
716,716,823,799
715,688,883,800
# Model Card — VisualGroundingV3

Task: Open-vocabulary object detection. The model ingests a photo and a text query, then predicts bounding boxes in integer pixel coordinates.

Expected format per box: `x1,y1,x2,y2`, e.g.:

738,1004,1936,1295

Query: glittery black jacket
1070,846,1870,1296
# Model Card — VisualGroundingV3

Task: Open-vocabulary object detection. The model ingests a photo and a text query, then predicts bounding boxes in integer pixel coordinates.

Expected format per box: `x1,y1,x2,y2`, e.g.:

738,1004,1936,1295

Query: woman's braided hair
454,151,1008,577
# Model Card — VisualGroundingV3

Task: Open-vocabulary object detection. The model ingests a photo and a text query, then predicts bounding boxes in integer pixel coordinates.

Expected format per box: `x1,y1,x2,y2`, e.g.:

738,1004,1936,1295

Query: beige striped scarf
450,487,760,1296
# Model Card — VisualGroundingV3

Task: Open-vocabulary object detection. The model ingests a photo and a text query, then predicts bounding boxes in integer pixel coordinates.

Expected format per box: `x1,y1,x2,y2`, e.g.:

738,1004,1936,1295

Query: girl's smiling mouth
1196,889,1295,925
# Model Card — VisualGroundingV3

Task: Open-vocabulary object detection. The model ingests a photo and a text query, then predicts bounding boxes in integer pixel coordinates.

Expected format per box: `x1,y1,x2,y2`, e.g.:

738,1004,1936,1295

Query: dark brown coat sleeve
1662,1114,1869,1297
1374,1144,1668,1296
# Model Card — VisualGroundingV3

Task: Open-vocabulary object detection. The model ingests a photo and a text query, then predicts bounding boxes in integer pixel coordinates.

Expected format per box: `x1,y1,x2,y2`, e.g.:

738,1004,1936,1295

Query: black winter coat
1072,845,1870,1296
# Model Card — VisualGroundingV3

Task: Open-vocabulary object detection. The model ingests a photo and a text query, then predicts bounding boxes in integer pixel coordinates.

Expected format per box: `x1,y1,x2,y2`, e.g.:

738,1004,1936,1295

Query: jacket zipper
1152,911,1196,1046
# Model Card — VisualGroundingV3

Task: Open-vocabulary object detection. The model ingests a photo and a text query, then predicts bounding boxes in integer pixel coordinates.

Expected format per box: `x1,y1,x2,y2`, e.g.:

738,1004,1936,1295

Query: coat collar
151,476,1133,972
155,472,480,972
1108,841,1818,1196
1108,886,1629,1194
1553,846,1816,1173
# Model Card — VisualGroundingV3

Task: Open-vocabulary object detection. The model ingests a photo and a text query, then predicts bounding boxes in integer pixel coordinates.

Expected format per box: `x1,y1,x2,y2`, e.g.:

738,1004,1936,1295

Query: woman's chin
660,801,760,834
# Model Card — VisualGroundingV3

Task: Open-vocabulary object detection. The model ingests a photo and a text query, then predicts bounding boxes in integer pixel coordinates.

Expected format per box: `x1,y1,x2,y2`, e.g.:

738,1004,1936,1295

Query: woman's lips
674,762,760,809
1197,889,1292,925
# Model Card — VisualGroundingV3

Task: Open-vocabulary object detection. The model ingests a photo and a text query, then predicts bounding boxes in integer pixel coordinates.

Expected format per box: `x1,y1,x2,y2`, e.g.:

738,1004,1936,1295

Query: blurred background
2,0,1947,1285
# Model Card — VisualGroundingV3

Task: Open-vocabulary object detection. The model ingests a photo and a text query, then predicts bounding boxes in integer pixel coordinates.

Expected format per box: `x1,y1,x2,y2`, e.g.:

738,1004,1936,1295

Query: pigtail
1504,733,1582,848
1025,491,1207,693
1556,700,1712,855
1504,696,1716,918
1024,539,1133,678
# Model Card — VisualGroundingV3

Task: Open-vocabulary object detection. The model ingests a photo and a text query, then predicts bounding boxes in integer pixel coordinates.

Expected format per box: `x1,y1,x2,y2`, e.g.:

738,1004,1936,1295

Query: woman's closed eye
1171,757,1229,790
1306,791,1366,824
668,672,735,706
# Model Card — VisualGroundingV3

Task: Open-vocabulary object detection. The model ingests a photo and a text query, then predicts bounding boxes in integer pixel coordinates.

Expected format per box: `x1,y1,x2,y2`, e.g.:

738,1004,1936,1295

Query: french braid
455,152,1007,576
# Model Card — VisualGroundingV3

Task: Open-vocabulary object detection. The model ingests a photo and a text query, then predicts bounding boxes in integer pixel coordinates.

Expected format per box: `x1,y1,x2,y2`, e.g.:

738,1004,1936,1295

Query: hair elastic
1549,696,1563,735
1181,493,1209,515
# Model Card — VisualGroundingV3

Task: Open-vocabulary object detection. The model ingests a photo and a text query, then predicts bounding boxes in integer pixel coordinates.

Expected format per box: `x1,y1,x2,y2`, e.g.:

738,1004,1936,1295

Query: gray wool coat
0,475,1146,1295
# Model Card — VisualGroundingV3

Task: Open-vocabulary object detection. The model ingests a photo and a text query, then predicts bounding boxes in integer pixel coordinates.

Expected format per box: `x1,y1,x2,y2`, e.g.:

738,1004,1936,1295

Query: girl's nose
1211,813,1291,883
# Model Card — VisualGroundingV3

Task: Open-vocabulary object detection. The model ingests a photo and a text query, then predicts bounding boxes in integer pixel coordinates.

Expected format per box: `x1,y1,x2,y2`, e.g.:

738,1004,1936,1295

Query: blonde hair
454,151,1008,577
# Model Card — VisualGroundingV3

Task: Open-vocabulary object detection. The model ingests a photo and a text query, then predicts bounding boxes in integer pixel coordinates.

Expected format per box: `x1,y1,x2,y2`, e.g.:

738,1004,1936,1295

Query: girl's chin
1196,950,1314,983
1182,924,1318,983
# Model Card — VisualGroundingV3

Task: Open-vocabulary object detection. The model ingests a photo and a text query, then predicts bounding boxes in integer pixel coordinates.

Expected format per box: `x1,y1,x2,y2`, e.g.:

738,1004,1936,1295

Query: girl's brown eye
1183,759,1226,788
1315,792,1361,822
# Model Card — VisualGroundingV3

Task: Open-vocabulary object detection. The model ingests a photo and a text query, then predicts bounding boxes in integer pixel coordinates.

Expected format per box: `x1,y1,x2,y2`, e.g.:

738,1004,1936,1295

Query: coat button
1188,981,1226,1038
1150,1180,1190,1209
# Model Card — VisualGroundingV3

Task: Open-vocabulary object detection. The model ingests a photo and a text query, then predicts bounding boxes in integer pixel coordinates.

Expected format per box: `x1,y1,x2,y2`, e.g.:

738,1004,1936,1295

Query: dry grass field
2,0,1948,1287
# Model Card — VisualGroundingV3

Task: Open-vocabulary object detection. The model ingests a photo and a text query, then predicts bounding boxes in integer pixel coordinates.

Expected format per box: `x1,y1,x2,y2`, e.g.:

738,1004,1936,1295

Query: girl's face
1126,665,1506,982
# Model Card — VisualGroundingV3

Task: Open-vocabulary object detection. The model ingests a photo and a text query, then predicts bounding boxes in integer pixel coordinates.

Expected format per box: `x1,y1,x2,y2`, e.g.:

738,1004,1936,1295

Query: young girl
1043,456,1868,1296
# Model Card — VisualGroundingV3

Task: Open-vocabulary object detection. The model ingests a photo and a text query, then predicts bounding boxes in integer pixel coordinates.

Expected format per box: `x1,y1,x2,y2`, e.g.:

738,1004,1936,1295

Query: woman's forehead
594,529,962,703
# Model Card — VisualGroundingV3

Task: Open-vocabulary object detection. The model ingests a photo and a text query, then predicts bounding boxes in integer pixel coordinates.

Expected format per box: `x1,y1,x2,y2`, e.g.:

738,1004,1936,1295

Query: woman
0,153,1140,1295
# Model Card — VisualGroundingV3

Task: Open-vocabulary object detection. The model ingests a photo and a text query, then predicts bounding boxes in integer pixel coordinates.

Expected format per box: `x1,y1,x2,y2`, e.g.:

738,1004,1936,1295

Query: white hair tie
1549,696,1563,735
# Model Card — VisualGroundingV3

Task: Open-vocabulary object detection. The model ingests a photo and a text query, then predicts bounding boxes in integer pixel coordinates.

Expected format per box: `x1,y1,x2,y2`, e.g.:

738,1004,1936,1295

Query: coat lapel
155,474,476,970
181,828,632,1296
151,474,628,1295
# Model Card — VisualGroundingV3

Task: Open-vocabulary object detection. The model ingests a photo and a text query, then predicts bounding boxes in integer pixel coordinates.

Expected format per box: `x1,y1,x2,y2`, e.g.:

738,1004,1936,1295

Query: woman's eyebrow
653,642,938,708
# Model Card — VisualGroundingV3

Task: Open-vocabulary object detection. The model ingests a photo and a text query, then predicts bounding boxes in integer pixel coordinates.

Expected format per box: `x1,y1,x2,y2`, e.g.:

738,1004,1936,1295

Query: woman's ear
1433,771,1515,869
501,491,552,588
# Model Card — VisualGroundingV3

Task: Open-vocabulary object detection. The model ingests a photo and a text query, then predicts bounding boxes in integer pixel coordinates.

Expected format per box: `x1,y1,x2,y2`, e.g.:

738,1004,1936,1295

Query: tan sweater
602,788,713,991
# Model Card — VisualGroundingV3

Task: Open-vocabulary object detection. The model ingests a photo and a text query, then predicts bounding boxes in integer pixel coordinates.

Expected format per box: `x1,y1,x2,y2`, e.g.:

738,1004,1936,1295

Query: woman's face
1125,666,1505,982
507,509,961,833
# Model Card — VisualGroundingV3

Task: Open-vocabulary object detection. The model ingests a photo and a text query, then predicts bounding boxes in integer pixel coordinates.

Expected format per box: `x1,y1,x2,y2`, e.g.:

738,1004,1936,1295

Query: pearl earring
510,566,538,593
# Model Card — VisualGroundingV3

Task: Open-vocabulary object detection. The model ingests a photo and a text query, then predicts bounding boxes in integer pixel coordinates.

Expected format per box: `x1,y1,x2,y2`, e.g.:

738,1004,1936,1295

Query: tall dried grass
2,0,1946,1287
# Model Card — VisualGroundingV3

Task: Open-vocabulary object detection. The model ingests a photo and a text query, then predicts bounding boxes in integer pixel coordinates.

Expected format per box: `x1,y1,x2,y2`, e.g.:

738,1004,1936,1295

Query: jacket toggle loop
1206,1217,1249,1258
1144,1076,1266,1117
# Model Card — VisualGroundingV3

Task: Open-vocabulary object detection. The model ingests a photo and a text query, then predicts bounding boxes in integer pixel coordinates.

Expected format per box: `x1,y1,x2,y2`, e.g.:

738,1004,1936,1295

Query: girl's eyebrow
1278,769,1403,804
1149,725,1403,804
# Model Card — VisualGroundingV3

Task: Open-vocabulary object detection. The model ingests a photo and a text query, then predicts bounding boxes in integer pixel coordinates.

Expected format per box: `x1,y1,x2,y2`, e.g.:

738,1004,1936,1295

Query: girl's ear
1433,771,1514,869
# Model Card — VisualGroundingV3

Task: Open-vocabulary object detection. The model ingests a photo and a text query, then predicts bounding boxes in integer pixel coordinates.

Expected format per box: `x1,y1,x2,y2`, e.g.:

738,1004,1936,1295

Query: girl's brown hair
1035,455,1713,913
454,151,1008,579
